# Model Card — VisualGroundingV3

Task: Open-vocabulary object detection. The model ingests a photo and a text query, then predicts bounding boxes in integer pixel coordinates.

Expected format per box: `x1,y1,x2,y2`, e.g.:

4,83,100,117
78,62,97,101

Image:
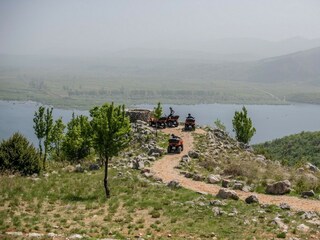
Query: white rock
69,234,83,239
27,233,44,238
6,232,23,236
297,224,310,232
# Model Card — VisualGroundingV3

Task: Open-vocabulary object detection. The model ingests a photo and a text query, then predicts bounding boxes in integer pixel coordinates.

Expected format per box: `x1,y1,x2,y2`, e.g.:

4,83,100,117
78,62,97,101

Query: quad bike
166,115,179,128
167,136,184,154
149,116,167,128
184,118,195,131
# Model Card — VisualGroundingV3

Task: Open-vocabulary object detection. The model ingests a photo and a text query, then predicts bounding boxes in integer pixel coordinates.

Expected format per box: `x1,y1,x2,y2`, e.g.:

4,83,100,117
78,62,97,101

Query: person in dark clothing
170,134,180,139
187,113,194,119
168,107,175,118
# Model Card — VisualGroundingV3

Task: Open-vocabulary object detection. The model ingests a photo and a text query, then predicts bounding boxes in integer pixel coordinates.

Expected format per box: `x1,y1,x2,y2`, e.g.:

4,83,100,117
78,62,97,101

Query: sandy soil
150,126,320,212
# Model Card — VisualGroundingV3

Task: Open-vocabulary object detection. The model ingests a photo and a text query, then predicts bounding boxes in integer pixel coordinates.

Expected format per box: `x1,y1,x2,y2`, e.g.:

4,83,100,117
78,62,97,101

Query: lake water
1,100,320,145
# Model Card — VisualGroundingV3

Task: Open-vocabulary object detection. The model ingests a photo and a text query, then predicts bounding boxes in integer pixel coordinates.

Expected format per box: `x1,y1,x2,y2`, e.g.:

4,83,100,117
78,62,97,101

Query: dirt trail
150,126,320,212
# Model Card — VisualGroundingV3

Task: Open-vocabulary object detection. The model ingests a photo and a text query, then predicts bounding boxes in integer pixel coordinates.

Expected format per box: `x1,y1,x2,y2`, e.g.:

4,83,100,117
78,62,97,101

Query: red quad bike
166,115,179,128
149,116,167,129
167,136,184,154
184,118,195,131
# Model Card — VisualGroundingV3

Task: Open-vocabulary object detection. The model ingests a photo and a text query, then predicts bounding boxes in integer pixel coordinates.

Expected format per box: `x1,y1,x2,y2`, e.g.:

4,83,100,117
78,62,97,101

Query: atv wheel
181,145,184,151
167,121,172,127
177,146,182,154
167,146,171,153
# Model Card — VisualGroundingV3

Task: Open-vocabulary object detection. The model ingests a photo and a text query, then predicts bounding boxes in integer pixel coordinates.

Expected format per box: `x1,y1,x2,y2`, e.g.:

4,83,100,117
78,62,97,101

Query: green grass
0,162,318,239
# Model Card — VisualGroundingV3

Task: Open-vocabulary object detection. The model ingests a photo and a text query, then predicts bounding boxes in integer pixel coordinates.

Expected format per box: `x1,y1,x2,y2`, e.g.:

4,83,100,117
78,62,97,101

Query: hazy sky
1,0,320,55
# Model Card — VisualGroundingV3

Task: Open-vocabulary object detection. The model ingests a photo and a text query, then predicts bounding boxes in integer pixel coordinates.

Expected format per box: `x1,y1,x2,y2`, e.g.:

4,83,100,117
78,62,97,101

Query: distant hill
245,46,320,83
254,131,320,167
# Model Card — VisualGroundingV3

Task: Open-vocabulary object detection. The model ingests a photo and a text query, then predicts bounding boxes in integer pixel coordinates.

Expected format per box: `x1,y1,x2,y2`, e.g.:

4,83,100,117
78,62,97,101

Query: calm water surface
1,101,320,145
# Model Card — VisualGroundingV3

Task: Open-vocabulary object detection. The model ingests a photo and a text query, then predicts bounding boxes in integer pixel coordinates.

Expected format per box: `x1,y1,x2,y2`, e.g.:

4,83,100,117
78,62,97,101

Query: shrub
0,133,41,175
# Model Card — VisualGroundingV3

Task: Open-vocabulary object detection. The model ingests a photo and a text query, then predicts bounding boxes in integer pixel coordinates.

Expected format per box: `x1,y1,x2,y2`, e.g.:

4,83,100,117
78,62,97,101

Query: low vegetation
254,131,320,167
186,128,320,195
0,163,318,239
0,133,40,175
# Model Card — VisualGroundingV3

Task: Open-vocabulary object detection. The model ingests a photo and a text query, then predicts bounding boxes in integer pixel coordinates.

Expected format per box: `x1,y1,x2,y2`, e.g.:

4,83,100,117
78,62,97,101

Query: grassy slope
254,131,320,167
0,127,319,239
0,165,316,240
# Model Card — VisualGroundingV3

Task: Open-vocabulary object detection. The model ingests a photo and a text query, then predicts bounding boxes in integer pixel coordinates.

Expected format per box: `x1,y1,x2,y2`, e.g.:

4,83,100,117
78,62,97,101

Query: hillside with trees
254,131,320,167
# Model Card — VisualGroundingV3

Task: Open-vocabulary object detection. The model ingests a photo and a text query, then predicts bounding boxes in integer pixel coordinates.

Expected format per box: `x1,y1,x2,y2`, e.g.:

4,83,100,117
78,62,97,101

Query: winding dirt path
150,126,320,212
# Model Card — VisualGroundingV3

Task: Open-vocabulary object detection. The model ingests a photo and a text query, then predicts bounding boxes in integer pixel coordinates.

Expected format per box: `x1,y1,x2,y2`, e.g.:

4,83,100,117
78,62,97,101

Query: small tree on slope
232,106,256,144
90,103,131,198
153,102,163,137
33,106,53,170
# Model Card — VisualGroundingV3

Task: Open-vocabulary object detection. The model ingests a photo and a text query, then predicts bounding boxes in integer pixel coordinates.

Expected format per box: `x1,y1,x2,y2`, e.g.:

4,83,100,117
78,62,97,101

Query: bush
0,133,41,175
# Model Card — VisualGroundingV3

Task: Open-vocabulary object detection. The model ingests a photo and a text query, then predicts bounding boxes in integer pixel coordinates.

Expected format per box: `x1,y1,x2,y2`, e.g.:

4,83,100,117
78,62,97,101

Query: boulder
272,217,288,232
188,150,200,158
208,174,221,184
300,211,318,220
305,162,319,172
148,146,165,156
209,200,225,206
148,156,156,161
89,163,100,171
296,224,310,233
301,190,315,198
212,207,224,216
181,155,191,163
69,234,84,239
233,182,244,190
266,180,291,195
279,202,291,210
63,165,75,173
167,180,180,188
185,172,194,178
245,195,259,204
27,233,44,238
193,174,205,181
242,185,252,192
216,188,239,200
222,179,230,188
75,164,84,173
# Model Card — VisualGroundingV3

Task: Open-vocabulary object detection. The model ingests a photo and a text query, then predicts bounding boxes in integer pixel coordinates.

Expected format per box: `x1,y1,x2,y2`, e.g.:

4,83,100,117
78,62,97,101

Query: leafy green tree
62,113,91,161
50,118,65,158
33,106,53,170
33,106,45,162
232,106,256,144
90,103,131,198
153,102,163,136
0,133,40,175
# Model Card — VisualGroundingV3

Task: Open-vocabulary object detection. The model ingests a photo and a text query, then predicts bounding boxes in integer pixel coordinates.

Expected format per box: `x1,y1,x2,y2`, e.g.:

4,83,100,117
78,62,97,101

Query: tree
232,106,256,144
33,106,45,162
90,103,131,198
153,102,163,136
33,106,53,170
50,118,65,158
0,133,40,175
62,113,92,161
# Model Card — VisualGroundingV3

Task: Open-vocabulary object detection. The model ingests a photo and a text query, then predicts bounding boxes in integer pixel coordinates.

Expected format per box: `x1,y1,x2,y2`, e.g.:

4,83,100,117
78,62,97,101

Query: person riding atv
185,113,195,130
167,107,179,127
167,134,184,153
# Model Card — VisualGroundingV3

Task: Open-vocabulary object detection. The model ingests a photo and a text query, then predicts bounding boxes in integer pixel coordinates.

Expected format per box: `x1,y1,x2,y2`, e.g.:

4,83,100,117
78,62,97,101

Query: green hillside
254,131,320,167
